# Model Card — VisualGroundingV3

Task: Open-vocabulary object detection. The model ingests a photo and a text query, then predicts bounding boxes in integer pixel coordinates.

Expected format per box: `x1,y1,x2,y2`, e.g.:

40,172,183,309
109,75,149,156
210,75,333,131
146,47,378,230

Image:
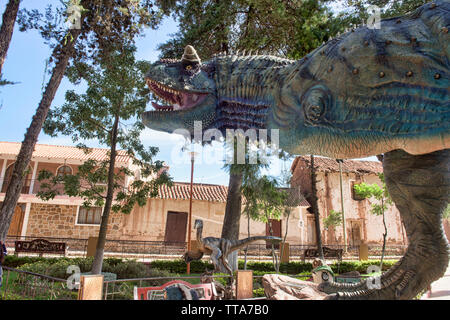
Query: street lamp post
187,151,197,274
337,159,347,253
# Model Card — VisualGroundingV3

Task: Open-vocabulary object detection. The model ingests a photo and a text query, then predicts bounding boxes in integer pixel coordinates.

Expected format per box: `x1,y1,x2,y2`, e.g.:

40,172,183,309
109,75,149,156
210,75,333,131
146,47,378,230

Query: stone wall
26,203,124,239
291,158,408,246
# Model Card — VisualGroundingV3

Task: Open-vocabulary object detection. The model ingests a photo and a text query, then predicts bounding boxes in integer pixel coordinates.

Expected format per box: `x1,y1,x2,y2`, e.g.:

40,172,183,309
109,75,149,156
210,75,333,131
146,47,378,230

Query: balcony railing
0,179,126,196
0,179,32,194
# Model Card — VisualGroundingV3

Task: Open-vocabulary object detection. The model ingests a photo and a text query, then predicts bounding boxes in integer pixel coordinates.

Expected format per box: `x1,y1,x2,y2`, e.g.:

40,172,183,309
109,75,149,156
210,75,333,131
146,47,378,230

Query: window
2,163,33,193
77,207,102,225
351,181,365,201
57,165,73,178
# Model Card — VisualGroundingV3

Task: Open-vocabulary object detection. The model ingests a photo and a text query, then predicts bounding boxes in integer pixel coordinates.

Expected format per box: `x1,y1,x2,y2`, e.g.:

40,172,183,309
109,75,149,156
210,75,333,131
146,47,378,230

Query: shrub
253,288,265,297
150,259,214,274
151,259,398,275
17,257,175,281
3,256,61,268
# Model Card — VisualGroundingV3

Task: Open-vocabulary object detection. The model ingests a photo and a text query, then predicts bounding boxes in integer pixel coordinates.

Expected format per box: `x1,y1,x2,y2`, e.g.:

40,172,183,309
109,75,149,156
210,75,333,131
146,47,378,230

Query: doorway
8,204,25,237
266,219,282,249
349,220,362,246
164,211,188,245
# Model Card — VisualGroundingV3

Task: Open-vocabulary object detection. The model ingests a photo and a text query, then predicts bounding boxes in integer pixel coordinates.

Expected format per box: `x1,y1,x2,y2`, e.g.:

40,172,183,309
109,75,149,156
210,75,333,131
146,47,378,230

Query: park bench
14,238,66,257
301,246,343,262
134,280,218,300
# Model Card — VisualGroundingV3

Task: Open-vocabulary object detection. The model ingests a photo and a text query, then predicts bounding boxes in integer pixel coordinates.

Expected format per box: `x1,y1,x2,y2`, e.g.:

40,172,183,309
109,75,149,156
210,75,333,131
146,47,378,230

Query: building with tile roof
0,141,312,245
290,155,409,246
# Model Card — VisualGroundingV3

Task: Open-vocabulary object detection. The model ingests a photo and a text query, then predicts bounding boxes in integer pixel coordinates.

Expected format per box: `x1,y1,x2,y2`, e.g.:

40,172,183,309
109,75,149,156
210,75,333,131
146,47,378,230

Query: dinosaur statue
143,1,449,300
183,219,282,275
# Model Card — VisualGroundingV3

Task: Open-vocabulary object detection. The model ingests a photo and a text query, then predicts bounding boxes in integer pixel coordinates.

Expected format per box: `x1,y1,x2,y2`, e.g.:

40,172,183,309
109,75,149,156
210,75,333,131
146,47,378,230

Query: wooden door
307,217,316,245
350,221,362,246
164,211,188,245
266,219,282,249
8,205,24,237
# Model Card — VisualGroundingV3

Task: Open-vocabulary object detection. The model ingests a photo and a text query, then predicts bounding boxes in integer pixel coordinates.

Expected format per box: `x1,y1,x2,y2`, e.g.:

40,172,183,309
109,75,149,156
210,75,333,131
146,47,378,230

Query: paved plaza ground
421,262,450,300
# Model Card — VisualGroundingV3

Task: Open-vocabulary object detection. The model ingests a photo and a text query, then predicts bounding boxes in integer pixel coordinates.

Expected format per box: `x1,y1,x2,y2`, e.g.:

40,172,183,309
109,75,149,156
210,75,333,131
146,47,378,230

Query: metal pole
337,159,347,253
187,152,196,274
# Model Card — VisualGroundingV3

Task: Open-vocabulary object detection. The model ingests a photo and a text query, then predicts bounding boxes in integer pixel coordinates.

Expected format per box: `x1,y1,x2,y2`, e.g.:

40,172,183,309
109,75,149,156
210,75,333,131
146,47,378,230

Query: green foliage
150,259,214,274
17,1,163,68
242,175,288,224
323,210,343,230
150,259,399,275
158,0,343,60
3,255,61,268
342,0,431,23
37,44,172,215
16,257,172,281
444,204,450,220
353,173,393,216
252,287,265,297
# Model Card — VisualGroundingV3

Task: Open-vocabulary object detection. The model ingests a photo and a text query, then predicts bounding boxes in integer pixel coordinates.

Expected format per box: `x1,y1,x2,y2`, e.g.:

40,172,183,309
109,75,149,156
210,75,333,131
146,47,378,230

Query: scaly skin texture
183,219,281,276
144,1,449,299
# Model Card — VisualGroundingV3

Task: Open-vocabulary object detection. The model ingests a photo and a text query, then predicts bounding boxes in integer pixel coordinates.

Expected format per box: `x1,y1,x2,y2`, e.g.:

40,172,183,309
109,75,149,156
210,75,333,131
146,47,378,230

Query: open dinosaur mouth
147,78,208,112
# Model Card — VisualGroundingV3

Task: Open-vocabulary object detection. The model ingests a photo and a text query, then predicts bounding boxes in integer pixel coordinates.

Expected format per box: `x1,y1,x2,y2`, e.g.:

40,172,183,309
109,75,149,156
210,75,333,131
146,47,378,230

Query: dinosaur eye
185,65,192,71
302,85,331,124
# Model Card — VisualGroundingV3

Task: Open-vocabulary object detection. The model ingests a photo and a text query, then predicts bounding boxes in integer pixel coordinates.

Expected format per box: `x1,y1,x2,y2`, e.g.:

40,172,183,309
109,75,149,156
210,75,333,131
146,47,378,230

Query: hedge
4,256,398,277
150,259,398,275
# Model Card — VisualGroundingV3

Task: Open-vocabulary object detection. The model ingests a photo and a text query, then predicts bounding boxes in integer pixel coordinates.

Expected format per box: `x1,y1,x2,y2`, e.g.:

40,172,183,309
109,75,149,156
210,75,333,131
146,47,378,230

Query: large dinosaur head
143,2,449,159
143,45,217,134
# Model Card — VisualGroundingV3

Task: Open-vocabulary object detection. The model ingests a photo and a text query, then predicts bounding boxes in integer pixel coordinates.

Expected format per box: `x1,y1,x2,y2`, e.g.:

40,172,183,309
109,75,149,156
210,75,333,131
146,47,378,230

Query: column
21,202,32,238
0,159,7,191
29,161,39,194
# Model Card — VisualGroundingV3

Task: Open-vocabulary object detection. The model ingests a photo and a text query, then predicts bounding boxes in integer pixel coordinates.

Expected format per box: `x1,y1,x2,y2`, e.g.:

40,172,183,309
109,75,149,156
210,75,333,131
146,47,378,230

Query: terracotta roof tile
291,156,382,175
157,182,228,202
0,141,131,163
157,182,311,207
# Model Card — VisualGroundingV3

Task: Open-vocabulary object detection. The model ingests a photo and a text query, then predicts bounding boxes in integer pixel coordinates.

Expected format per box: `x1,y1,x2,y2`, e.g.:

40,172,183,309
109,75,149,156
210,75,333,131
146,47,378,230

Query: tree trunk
90,113,120,275
0,0,20,75
243,213,250,270
0,29,80,241
280,208,291,269
267,219,280,273
338,159,347,253
380,199,387,271
221,167,243,273
310,155,324,260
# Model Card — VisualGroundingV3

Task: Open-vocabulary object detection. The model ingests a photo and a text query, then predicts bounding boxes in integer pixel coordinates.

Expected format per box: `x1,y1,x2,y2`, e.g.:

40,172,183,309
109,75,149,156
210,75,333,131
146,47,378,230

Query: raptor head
142,45,217,136
194,219,203,229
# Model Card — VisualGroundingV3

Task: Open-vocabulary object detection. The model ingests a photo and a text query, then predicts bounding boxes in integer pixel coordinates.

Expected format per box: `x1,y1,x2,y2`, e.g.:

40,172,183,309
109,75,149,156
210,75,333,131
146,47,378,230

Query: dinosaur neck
213,54,296,105
196,223,203,242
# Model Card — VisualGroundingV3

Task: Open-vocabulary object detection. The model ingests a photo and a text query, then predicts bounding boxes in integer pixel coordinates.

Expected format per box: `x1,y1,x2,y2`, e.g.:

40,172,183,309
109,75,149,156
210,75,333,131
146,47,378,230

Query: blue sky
0,0,373,187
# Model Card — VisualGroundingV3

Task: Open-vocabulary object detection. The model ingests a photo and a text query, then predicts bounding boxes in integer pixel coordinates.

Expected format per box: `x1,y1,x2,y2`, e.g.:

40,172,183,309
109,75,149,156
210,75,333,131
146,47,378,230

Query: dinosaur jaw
146,78,209,111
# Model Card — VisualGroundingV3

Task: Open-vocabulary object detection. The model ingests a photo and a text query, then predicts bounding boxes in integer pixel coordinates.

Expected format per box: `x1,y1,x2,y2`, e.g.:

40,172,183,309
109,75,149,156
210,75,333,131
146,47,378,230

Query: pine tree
0,0,162,241
39,43,171,274
0,0,21,75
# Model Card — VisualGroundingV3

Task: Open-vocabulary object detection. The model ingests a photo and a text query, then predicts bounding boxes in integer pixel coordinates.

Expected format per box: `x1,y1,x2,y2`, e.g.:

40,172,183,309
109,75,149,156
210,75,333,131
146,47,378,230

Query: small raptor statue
183,219,282,275
143,1,449,299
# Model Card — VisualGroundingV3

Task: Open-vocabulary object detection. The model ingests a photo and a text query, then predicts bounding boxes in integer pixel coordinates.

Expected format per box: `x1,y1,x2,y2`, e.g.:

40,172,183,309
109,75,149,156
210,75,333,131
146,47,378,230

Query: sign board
236,270,253,300
280,243,290,263
359,242,369,261
78,275,104,300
